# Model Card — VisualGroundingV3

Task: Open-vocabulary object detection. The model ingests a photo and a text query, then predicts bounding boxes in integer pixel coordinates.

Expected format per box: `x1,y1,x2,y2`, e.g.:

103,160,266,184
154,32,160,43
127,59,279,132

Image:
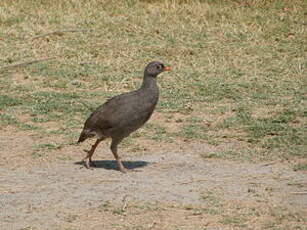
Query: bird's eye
157,64,163,70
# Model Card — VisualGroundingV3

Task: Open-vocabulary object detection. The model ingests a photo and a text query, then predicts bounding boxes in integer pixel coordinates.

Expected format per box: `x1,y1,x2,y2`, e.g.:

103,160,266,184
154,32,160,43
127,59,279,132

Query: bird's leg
110,139,128,173
83,139,102,169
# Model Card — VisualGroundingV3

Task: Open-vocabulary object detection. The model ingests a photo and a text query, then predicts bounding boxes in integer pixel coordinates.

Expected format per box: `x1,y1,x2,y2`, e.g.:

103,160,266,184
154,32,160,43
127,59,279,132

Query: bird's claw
83,158,96,170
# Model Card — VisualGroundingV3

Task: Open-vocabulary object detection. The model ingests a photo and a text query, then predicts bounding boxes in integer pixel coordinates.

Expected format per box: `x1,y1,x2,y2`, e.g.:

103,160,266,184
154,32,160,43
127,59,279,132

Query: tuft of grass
0,95,22,109
18,227,36,230
32,142,63,158
98,201,126,215
293,163,307,171
29,91,84,116
158,87,193,113
141,123,173,142
0,113,38,130
0,113,17,126
177,123,208,140
98,201,111,212
220,215,248,226
201,192,222,207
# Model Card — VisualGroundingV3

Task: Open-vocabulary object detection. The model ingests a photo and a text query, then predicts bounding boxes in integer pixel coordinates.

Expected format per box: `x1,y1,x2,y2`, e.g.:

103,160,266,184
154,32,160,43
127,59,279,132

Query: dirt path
1,143,306,229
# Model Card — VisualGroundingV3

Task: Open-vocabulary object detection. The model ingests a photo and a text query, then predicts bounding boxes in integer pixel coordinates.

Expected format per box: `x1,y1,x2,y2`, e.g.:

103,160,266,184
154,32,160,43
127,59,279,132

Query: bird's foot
118,166,129,174
83,158,96,170
89,159,97,167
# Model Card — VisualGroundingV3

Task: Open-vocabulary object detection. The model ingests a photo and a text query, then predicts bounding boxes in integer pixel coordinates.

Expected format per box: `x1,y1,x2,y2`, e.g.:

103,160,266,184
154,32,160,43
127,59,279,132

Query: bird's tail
77,129,89,143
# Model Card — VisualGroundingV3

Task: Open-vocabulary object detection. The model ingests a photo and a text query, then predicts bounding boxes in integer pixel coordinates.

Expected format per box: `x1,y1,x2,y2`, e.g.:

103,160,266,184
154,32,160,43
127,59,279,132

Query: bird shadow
75,160,149,171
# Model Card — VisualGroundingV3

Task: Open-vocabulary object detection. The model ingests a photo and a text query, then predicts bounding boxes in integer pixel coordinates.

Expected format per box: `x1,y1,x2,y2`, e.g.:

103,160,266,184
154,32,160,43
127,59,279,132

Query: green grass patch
32,142,63,158
217,105,306,159
293,163,307,171
0,95,22,109
177,123,208,140
0,113,17,126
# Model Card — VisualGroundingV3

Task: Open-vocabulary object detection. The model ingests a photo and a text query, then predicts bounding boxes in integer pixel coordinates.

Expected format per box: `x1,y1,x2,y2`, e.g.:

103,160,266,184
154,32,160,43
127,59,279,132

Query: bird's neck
141,75,158,89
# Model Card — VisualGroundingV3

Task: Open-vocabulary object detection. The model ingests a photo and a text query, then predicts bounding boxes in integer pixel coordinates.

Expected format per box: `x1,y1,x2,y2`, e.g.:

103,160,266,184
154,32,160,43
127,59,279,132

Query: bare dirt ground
0,131,306,230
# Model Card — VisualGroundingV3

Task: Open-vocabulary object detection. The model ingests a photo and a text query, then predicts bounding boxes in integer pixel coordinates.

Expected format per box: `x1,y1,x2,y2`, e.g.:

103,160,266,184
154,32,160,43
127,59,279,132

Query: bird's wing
84,91,139,131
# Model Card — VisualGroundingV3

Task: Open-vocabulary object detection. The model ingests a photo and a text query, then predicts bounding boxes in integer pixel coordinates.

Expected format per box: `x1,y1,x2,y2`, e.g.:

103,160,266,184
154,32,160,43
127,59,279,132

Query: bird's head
144,61,171,77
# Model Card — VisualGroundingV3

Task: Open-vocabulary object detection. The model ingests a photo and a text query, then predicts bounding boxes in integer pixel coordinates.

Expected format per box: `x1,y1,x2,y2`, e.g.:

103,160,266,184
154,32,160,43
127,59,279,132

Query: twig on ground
121,195,129,211
290,191,307,195
261,161,279,167
99,180,121,183
0,57,55,71
178,179,207,185
32,29,89,39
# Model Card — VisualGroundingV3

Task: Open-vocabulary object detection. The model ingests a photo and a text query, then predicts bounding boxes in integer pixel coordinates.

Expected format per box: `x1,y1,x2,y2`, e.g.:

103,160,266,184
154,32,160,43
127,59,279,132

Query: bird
78,61,171,173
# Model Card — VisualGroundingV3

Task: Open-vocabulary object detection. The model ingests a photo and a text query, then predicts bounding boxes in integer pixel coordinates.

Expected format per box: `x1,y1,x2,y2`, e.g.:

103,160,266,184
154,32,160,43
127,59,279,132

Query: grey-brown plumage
78,61,171,173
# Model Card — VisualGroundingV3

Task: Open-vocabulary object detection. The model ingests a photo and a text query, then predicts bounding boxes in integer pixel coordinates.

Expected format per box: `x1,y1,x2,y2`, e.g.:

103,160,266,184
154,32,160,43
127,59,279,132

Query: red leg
110,138,127,173
83,139,103,169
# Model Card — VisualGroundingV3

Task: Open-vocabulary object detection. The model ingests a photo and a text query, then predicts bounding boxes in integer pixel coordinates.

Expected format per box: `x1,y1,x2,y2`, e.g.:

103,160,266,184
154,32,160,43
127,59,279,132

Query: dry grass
0,1,306,157
14,199,307,230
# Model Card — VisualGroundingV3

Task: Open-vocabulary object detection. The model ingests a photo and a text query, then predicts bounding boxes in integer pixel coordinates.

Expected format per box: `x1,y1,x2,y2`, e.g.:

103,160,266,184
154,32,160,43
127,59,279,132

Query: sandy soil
0,132,306,230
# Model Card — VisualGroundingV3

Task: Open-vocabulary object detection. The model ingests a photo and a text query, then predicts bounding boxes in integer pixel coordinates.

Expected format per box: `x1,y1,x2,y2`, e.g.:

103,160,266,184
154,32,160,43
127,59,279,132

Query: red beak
164,66,171,71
